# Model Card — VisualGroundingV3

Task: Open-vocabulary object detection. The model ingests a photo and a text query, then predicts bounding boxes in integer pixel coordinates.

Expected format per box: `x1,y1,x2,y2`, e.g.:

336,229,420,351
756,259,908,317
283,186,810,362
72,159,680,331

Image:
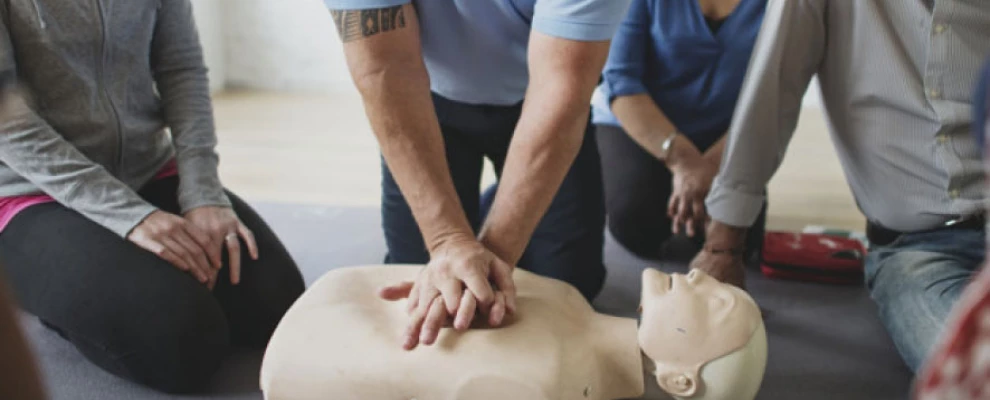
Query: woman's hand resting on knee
184,206,259,287
128,210,220,287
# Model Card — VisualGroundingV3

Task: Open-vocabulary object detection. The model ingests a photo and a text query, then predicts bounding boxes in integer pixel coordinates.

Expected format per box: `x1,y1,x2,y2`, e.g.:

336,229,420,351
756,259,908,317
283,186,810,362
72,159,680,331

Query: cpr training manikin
260,266,767,400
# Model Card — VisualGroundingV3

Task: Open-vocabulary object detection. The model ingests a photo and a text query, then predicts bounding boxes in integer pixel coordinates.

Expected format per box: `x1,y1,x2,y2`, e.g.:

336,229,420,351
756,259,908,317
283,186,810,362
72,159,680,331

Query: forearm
0,90,156,237
703,135,728,168
478,90,589,263
479,34,610,264
340,5,473,252
611,94,679,160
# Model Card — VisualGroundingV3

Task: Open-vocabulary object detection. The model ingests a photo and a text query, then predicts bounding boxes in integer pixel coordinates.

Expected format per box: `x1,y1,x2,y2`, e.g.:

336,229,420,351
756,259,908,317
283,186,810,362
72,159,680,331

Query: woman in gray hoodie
0,0,305,393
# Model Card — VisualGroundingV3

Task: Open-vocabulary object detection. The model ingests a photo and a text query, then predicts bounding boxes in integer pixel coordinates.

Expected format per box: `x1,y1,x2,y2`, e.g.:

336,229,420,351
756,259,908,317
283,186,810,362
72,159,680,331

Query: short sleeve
533,0,634,41
323,0,410,9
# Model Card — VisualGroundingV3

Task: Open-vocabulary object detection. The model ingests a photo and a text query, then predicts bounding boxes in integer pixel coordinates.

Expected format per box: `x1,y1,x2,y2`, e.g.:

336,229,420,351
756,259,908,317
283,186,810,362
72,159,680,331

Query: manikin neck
589,315,645,399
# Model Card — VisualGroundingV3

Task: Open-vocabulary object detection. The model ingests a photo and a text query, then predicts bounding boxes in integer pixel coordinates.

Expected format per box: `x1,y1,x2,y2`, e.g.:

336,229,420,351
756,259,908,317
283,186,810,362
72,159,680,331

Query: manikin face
638,269,762,398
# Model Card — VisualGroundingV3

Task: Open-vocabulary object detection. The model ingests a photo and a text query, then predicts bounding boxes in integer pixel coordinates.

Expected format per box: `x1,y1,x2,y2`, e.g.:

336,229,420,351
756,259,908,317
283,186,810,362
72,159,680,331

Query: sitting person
689,0,990,373
593,0,768,263
0,0,305,393
260,265,767,400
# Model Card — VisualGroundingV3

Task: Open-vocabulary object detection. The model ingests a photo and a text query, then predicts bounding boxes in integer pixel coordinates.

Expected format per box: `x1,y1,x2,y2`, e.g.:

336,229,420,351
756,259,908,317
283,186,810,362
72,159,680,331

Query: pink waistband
0,160,178,233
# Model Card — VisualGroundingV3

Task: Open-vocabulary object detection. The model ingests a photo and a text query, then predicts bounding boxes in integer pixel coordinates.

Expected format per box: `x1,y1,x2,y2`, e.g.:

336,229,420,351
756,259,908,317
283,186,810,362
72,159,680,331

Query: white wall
191,0,227,93
221,0,353,93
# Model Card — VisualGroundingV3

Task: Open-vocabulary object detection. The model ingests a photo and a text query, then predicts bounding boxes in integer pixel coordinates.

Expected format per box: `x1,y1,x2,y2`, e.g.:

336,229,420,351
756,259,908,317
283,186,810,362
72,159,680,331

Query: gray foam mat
19,203,913,399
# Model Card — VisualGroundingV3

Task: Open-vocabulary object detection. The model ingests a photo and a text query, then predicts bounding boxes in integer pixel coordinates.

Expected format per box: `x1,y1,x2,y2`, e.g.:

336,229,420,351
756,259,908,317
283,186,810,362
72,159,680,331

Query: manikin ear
641,268,666,299
655,368,701,398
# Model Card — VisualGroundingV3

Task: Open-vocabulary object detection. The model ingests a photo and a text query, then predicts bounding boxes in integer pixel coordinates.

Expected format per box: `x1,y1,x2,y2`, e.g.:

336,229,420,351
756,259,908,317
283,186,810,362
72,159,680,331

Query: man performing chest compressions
260,267,767,400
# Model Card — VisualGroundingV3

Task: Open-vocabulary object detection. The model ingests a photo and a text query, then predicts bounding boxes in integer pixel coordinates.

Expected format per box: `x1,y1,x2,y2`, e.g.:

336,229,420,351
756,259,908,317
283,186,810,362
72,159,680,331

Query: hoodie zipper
30,0,46,29
94,0,124,174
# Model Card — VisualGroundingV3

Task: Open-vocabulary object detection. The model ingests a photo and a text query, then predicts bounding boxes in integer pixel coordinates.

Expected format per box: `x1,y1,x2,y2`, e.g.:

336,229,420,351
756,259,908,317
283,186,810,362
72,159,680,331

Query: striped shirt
706,0,990,233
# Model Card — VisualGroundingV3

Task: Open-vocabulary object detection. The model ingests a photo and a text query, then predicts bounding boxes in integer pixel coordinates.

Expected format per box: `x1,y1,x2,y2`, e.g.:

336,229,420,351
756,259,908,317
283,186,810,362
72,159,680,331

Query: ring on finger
225,233,238,242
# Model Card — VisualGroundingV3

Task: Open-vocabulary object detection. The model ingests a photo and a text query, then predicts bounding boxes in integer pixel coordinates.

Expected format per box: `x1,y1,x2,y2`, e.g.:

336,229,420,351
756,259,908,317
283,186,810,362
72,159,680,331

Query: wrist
426,231,478,256
703,220,747,249
478,228,522,268
663,134,699,172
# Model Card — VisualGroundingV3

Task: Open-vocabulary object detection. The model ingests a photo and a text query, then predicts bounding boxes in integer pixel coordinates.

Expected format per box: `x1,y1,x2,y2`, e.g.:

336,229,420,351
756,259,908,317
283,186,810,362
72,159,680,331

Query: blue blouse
592,0,766,151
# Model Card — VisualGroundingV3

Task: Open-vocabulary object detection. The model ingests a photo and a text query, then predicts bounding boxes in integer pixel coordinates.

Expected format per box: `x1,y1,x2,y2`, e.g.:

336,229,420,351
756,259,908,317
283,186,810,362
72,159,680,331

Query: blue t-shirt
325,0,632,105
591,0,766,150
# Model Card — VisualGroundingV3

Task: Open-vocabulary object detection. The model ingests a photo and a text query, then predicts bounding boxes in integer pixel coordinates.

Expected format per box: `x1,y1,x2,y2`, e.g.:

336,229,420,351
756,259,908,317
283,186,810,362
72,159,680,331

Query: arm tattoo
330,6,406,43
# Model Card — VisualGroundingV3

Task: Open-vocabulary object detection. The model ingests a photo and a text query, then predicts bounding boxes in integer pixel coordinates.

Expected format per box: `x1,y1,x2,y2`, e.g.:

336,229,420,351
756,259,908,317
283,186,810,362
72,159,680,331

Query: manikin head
638,269,768,400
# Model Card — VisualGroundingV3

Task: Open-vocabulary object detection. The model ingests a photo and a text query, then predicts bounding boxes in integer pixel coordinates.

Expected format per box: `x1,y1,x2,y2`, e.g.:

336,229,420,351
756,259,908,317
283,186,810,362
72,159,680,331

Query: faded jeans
865,228,985,372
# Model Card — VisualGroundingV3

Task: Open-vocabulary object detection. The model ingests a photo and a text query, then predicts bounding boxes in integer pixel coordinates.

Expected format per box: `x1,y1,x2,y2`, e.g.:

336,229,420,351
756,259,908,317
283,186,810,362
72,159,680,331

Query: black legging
0,176,305,394
596,124,767,264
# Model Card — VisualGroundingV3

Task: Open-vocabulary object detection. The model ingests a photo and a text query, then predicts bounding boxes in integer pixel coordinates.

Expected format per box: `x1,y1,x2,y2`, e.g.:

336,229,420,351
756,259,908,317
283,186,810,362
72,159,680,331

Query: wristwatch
659,131,679,161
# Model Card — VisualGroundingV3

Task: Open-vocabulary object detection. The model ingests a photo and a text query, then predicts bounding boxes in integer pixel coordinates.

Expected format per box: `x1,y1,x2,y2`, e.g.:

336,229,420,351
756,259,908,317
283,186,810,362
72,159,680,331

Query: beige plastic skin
638,268,766,399
260,265,645,400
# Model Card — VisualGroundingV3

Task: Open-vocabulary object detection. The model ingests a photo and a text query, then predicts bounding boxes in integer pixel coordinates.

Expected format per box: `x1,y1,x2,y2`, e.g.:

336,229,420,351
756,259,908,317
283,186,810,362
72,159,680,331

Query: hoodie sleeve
151,0,231,213
0,8,157,237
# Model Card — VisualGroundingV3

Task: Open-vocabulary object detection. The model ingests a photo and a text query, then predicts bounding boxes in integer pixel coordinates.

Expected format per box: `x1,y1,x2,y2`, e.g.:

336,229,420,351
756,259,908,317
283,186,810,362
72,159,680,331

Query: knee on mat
132,303,231,393
607,213,666,260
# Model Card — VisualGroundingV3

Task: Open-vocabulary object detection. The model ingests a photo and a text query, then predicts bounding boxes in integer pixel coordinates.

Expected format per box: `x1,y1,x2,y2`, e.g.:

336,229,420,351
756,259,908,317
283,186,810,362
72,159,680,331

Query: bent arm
704,0,826,246
0,15,155,237
333,3,475,252
152,0,230,213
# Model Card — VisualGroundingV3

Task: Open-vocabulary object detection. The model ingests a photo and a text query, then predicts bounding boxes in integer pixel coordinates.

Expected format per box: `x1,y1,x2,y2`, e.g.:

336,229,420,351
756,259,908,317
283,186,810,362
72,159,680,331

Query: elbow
348,55,429,98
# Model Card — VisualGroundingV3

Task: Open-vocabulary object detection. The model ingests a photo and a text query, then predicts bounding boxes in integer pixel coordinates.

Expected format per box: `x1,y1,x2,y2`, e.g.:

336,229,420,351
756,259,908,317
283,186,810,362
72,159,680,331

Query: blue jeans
381,93,607,301
865,228,985,372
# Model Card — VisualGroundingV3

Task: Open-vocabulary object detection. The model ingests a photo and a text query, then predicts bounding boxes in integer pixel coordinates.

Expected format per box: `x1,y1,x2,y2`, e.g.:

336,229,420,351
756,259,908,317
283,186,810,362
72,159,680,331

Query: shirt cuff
602,73,649,103
323,0,409,9
532,17,622,42
706,182,767,228
176,153,232,214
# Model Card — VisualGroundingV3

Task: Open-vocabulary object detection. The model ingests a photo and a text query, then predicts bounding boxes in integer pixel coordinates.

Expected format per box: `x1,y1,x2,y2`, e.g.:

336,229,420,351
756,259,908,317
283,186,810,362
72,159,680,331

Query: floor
211,90,865,232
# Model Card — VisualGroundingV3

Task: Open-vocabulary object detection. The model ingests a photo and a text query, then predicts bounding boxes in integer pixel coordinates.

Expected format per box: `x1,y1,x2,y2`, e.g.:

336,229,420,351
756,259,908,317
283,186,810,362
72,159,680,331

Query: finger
238,223,259,260
160,238,202,281
150,244,187,272
491,258,517,313
488,292,507,327
207,269,219,291
667,195,680,219
174,231,213,278
420,297,446,346
461,272,495,310
438,279,463,316
685,216,696,237
185,224,219,269
226,233,242,285
454,290,477,330
402,302,429,351
692,200,706,226
379,281,415,301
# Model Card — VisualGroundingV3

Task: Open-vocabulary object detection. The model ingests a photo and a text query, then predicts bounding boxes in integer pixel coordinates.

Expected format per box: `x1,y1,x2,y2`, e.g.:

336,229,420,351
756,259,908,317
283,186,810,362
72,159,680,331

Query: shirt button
937,134,948,144
949,189,960,199
929,89,941,99
934,24,946,34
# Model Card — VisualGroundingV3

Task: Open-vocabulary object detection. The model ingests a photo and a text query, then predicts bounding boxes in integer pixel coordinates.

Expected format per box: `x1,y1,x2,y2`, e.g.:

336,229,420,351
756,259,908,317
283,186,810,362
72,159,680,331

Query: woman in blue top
593,0,767,262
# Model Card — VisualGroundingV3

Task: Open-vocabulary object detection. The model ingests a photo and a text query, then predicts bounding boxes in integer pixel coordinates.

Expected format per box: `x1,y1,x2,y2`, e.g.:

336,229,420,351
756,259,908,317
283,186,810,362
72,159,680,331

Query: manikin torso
261,266,766,400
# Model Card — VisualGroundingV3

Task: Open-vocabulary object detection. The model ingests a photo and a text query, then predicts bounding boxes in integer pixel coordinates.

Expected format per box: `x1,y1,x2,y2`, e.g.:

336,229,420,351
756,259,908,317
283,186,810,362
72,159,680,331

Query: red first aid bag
760,231,867,285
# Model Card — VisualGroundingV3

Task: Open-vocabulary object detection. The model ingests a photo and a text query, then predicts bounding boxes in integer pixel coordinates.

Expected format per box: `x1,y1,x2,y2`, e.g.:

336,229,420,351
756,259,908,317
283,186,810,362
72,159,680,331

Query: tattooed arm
331,4,516,349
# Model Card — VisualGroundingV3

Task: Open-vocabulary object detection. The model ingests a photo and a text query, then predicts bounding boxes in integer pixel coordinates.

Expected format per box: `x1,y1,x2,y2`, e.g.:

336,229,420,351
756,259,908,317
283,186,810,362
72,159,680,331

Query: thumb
379,281,415,301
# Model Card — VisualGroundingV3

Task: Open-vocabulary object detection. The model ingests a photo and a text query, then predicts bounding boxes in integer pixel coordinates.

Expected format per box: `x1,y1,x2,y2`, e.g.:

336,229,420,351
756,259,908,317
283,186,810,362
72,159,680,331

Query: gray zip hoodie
0,0,230,237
